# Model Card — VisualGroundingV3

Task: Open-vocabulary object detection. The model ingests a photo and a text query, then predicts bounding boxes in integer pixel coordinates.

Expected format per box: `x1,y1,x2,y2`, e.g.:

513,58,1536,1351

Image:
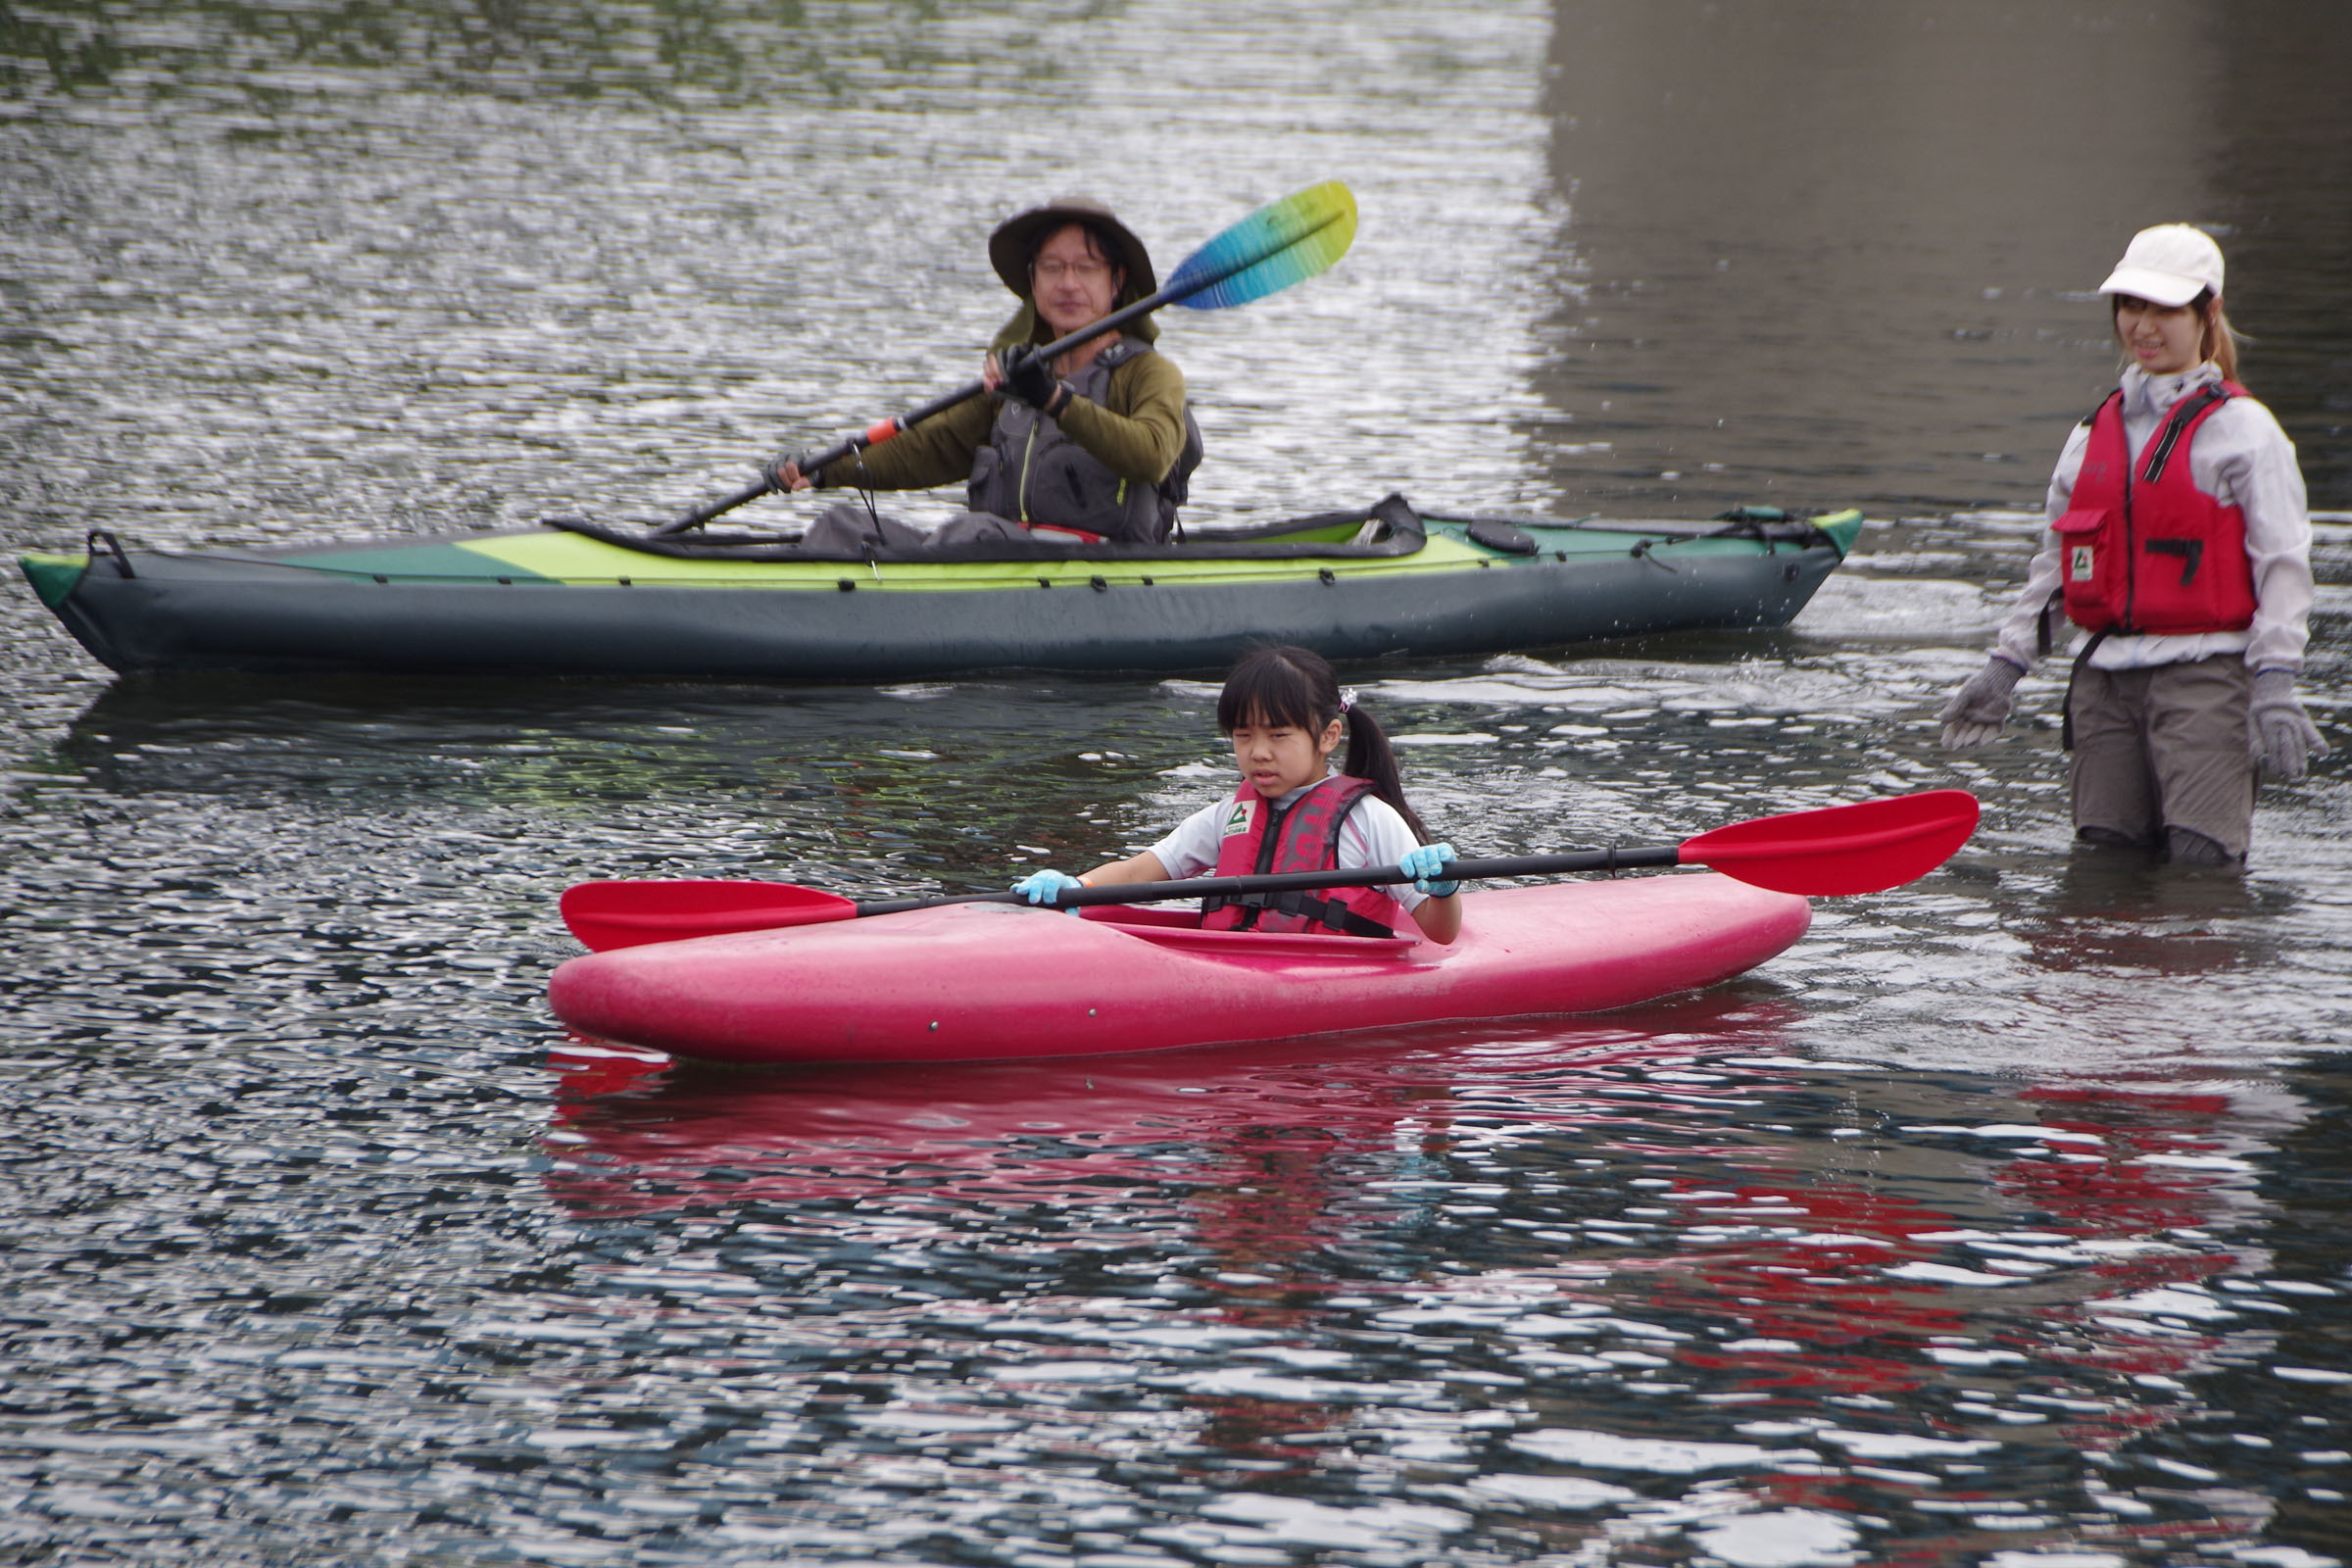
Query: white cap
2097,224,2224,307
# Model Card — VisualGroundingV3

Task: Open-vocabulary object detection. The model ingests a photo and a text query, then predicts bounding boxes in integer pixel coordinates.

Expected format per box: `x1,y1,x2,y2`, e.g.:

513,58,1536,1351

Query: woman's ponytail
2201,292,2243,384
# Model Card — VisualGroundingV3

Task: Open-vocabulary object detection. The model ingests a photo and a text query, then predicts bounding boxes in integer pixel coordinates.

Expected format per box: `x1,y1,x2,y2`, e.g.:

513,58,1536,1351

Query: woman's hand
2250,669,2330,779
1939,657,2025,748
765,456,814,492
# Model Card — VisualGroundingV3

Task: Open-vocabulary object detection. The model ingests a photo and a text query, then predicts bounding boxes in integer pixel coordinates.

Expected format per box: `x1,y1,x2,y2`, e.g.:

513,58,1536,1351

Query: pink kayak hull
546,872,1810,1065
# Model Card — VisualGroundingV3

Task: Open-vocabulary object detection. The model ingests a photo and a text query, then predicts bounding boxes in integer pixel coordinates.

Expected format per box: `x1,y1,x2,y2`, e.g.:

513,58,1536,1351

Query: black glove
998,345,1068,415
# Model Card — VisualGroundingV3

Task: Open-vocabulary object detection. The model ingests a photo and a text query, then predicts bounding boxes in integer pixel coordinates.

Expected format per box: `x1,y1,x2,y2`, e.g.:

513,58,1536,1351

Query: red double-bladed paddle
559,790,1978,954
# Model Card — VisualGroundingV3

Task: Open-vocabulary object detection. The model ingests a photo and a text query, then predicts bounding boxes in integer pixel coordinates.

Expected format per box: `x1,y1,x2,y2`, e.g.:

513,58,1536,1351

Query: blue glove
1012,868,1085,908
1399,843,1460,897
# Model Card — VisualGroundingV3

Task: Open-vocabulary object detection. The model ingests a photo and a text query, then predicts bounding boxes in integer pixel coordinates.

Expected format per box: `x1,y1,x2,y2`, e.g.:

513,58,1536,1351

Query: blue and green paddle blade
1162,180,1357,311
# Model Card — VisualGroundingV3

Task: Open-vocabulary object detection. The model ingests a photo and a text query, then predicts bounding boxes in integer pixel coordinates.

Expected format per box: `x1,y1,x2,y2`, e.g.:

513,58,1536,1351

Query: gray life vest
966,335,1204,543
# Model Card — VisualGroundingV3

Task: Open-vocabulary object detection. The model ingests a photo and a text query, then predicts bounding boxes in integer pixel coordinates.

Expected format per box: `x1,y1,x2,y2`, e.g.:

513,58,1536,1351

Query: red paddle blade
1681,789,1980,896
560,879,858,952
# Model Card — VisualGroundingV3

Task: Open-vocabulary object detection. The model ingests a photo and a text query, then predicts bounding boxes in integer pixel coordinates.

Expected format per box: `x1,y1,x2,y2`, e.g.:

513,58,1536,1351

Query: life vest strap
2139,384,2232,485
2060,627,2110,752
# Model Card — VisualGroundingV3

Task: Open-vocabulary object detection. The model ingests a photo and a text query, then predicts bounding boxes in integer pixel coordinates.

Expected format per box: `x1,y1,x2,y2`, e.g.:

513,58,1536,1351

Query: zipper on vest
2121,390,2223,630
2121,453,2138,631
2140,387,2226,484
1017,422,1040,525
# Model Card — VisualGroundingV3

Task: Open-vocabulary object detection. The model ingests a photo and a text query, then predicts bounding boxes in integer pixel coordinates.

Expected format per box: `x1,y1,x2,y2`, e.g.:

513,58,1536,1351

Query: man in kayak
771,197,1201,548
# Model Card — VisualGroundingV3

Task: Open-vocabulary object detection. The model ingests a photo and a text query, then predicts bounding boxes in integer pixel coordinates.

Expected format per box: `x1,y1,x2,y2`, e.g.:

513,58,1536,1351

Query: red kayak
546,871,1810,1066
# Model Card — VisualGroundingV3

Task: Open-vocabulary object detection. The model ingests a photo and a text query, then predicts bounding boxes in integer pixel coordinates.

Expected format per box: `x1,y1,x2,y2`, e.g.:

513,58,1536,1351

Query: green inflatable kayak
17,496,1859,681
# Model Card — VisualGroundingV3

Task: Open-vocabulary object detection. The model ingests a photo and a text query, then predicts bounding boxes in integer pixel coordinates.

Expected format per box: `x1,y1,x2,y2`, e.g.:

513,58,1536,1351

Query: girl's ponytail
1340,706,1431,844
1217,643,1436,845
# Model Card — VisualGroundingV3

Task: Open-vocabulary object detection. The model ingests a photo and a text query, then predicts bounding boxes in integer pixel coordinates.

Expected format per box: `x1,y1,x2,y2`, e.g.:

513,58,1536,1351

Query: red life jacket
1198,776,1410,939
2052,381,2257,635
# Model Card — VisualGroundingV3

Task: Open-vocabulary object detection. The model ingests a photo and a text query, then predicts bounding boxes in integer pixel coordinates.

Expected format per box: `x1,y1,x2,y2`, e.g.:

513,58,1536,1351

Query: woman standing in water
1939,223,2327,865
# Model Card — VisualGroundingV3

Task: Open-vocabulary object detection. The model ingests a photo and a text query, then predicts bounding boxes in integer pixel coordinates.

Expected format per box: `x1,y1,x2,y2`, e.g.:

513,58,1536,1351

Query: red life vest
2052,381,2257,635
1198,776,1410,939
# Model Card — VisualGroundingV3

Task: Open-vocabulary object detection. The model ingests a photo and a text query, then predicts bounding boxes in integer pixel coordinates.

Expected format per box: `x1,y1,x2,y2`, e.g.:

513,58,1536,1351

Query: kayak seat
1465,518,1540,555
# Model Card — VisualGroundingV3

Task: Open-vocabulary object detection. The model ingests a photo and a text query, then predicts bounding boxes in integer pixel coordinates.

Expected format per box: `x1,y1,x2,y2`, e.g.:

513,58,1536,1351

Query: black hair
1215,644,1433,842
1025,220,1139,307
1027,219,1124,274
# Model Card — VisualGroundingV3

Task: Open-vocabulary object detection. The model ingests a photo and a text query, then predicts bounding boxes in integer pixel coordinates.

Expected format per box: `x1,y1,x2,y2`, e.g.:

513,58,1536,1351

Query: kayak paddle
650,180,1359,537
561,789,1978,952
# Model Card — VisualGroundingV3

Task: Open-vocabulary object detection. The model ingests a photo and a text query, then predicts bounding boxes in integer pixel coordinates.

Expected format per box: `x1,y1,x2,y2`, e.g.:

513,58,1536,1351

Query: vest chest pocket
965,444,1008,518
1039,446,1130,532
2051,506,2121,629
2135,532,2255,632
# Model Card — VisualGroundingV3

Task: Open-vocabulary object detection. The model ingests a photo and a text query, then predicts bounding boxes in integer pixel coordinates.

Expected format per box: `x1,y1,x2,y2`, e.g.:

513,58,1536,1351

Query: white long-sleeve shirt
1991,363,2313,674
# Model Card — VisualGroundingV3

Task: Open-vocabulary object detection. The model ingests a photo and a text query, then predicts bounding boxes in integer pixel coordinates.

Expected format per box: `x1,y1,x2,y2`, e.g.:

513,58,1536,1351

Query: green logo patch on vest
2069,545,2095,582
1220,799,1257,839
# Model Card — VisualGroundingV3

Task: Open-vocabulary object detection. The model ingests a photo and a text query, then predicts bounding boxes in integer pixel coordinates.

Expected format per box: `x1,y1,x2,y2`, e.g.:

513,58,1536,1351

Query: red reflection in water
541,992,1788,1226
538,1001,2278,1549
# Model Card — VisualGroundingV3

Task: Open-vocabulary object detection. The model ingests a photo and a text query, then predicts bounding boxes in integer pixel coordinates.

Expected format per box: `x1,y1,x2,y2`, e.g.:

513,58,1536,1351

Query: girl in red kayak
1013,645,1463,943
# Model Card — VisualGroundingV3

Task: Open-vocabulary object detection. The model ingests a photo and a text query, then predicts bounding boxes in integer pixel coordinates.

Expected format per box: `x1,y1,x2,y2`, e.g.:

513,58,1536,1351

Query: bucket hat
2097,224,2225,307
988,197,1157,300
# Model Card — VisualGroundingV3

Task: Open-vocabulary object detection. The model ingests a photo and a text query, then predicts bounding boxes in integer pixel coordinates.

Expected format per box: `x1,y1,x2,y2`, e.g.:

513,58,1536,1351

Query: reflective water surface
5,2,2352,1564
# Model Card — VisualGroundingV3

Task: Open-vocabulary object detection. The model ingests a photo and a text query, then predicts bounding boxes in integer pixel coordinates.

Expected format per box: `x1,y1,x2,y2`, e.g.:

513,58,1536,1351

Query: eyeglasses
1033,258,1111,282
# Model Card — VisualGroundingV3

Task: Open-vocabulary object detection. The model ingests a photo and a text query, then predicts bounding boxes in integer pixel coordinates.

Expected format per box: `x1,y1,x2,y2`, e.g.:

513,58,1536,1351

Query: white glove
2250,668,2329,781
1938,657,2026,749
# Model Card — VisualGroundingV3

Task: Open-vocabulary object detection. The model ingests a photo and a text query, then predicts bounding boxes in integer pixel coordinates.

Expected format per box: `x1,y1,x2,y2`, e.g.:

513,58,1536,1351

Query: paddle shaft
857,848,1683,917
560,789,1977,950
656,203,1347,537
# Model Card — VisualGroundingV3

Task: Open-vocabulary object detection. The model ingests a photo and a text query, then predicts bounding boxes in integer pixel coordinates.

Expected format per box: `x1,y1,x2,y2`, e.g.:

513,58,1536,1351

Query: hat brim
2096,265,2207,308
988,204,1157,301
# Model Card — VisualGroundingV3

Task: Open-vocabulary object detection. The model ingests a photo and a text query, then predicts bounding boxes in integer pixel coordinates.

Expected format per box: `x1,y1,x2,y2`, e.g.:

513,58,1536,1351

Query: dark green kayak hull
20,507,1859,681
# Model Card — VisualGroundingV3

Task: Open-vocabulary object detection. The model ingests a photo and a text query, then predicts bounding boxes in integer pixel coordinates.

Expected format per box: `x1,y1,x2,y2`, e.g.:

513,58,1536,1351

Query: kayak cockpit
1078,903,1423,958
539,494,1856,568
543,493,1431,564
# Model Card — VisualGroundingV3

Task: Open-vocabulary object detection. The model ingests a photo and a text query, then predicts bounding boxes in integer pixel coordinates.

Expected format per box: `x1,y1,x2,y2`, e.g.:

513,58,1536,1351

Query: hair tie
1337,687,1358,713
